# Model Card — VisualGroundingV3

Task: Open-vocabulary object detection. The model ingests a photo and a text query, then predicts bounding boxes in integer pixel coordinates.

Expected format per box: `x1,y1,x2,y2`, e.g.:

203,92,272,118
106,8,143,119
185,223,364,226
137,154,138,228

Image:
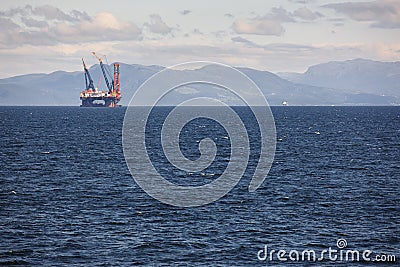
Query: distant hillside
0,59,398,106
279,59,400,98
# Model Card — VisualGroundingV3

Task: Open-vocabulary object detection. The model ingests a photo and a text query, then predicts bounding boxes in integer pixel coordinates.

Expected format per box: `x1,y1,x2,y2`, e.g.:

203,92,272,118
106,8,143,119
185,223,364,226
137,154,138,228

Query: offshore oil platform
80,52,121,107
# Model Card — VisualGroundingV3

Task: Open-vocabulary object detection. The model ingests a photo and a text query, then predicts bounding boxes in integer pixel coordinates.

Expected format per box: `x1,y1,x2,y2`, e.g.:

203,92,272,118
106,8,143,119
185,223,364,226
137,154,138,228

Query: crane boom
92,52,113,93
82,58,95,90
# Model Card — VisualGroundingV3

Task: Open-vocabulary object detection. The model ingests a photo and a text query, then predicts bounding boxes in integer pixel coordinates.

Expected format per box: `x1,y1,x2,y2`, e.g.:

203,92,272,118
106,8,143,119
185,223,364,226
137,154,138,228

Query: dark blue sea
0,106,399,266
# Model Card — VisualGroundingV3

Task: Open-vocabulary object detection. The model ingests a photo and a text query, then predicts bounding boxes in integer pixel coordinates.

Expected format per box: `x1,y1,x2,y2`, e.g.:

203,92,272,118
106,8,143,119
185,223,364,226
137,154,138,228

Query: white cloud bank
0,2,398,78
144,14,173,34
0,5,141,48
324,0,400,28
232,7,294,36
231,6,323,36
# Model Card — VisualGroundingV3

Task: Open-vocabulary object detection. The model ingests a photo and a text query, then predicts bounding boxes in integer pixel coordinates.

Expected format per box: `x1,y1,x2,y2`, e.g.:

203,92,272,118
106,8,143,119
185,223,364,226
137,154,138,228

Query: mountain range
0,58,398,106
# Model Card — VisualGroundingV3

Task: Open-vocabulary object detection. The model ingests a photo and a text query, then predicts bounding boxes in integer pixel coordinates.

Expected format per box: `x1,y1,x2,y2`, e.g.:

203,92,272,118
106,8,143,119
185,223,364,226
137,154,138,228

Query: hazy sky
0,0,399,77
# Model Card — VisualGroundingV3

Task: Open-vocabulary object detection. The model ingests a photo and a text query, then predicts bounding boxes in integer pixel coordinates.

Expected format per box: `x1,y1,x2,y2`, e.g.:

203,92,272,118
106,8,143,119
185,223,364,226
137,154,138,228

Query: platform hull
80,96,120,107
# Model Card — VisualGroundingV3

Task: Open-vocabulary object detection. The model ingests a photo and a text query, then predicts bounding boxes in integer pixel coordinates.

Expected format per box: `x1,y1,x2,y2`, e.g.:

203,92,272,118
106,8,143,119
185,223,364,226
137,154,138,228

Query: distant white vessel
282,101,288,106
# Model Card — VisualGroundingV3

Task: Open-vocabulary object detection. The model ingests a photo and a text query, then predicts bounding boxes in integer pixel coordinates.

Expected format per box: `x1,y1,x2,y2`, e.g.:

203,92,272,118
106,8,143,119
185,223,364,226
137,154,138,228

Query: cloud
0,4,90,22
0,5,33,17
114,40,389,73
0,17,20,31
329,17,346,26
225,13,234,18
21,17,48,28
288,0,316,3
0,5,141,48
184,28,204,38
323,0,400,28
231,36,255,45
232,7,297,36
32,5,79,21
180,10,191,15
232,36,316,52
144,14,173,34
193,28,203,35
293,7,323,20
69,9,91,21
1,39,400,78
264,43,317,52
231,6,324,36
232,18,285,36
53,12,141,42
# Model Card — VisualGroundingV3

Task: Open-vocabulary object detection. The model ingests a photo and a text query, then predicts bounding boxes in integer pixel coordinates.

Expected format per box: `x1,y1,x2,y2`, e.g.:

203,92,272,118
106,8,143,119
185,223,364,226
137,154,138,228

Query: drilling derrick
79,53,121,107
113,63,121,102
